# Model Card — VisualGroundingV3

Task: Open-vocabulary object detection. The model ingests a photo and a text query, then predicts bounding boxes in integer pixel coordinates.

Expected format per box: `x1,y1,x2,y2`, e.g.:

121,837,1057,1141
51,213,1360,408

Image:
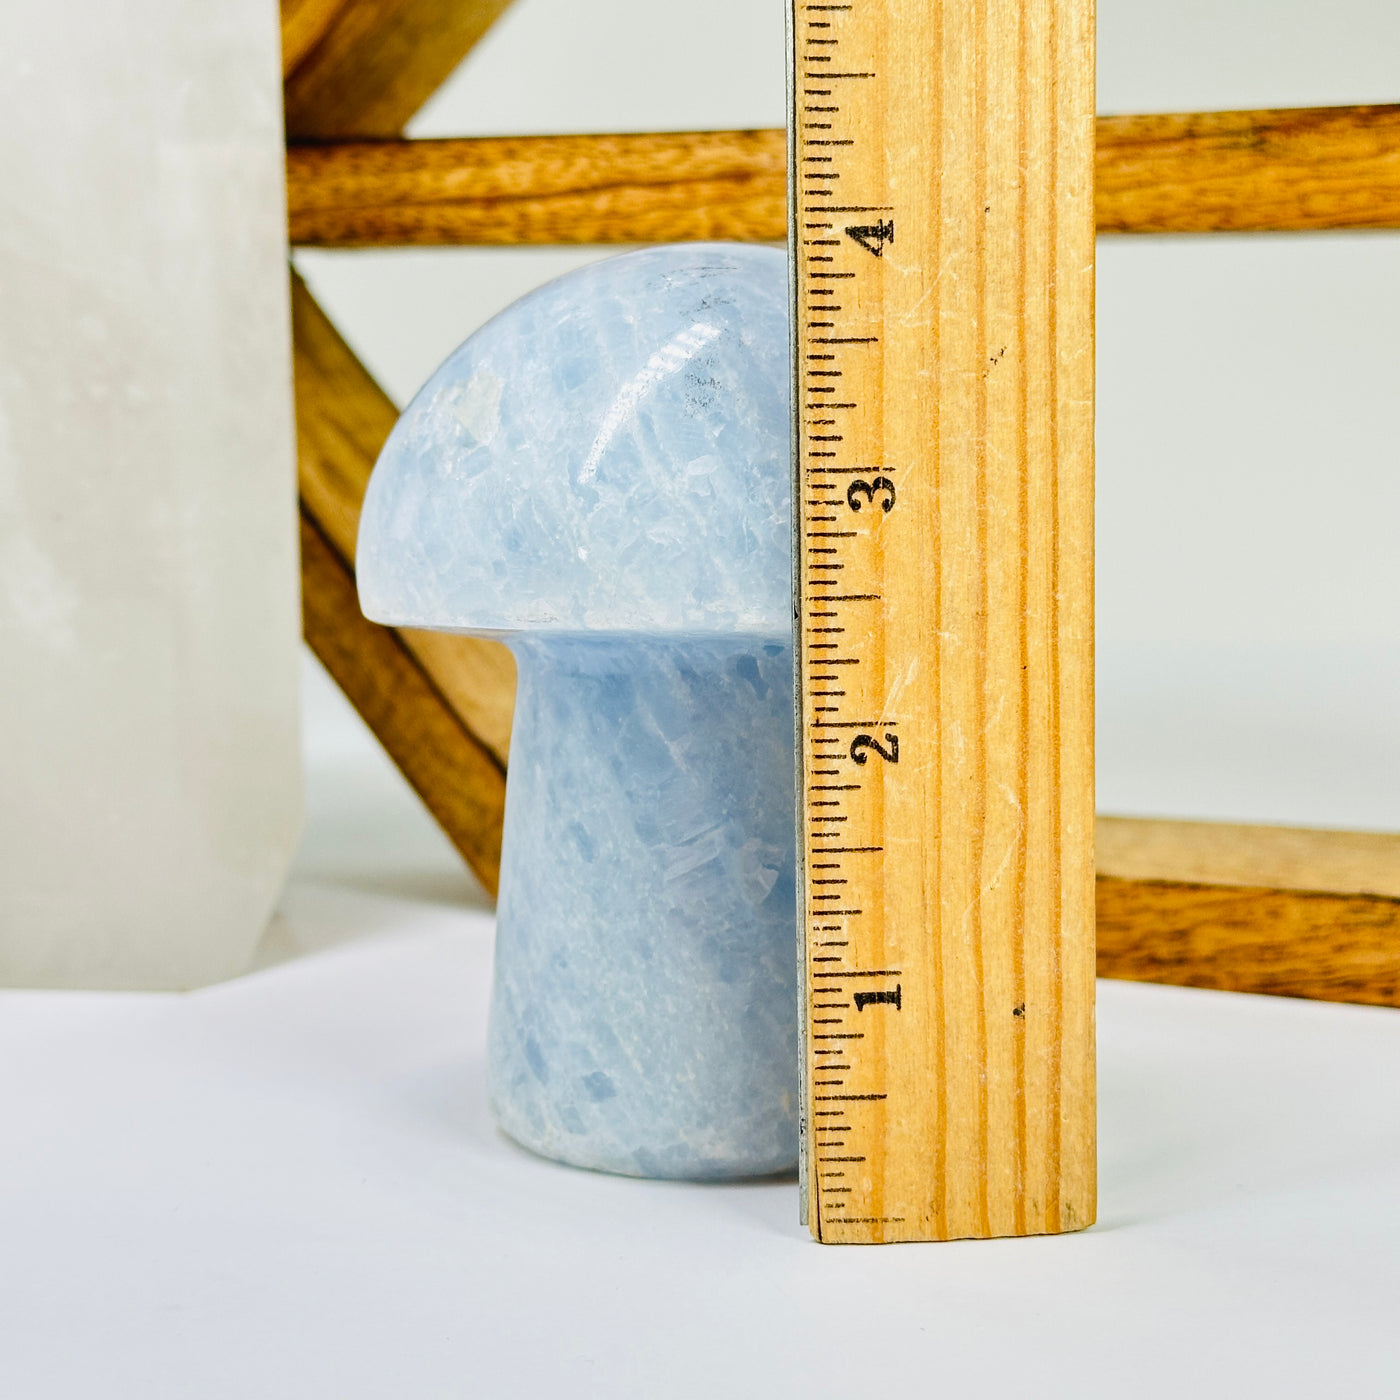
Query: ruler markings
791,0,1094,1242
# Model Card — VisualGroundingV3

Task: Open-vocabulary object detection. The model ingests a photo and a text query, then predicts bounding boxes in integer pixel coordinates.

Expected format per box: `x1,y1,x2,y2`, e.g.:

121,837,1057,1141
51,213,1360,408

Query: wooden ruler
790,0,1097,1243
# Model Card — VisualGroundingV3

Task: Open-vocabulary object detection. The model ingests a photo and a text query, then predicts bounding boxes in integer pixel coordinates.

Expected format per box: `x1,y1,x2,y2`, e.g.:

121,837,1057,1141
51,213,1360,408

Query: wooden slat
1096,104,1400,233
289,272,397,556
300,508,505,895
283,0,514,140
1097,876,1400,1009
285,105,1400,246
1098,816,1400,900
280,0,347,79
1096,818,1400,1008
290,272,516,769
286,130,787,246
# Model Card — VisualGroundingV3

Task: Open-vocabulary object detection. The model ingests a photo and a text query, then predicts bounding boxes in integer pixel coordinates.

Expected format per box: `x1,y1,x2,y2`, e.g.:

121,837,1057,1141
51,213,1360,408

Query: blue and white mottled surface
493,636,796,1178
358,246,798,1178
358,245,791,637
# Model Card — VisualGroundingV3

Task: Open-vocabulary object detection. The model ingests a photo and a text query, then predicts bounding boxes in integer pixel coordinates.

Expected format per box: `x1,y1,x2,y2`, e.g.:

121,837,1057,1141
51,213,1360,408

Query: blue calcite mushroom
358,245,797,1178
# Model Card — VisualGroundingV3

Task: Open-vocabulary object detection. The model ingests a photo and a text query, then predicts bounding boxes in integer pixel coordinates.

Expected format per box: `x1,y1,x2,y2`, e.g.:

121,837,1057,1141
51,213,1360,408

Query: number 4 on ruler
845,219,894,257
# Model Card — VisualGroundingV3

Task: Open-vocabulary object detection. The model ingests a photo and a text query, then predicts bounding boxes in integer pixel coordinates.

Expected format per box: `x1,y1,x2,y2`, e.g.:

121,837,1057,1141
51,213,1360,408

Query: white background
298,0,1400,833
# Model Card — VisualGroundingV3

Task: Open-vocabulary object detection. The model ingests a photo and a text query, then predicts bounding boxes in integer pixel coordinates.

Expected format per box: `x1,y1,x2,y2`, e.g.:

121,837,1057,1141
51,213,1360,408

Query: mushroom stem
487,633,798,1179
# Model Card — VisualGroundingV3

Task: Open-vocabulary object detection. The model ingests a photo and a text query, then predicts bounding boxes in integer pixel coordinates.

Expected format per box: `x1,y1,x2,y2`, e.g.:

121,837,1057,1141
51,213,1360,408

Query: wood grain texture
300,509,505,895
285,104,1400,246
289,273,396,559
1096,877,1400,1009
284,0,520,886
280,0,347,78
286,130,787,246
291,273,516,769
1098,816,1400,900
1096,104,1400,233
792,0,1095,1244
283,0,514,139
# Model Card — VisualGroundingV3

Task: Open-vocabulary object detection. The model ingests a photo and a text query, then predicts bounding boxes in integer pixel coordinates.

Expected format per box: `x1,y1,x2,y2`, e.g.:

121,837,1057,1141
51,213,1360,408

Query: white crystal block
360,246,797,1177
0,0,301,988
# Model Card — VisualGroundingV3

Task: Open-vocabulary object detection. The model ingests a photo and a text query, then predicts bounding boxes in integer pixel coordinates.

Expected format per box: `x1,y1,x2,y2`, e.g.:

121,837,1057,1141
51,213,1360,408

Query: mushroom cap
356,244,790,637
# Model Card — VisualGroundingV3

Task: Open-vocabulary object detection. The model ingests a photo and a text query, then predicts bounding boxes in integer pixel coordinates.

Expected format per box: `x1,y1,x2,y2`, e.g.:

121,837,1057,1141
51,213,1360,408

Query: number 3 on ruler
845,477,896,513
849,732,899,765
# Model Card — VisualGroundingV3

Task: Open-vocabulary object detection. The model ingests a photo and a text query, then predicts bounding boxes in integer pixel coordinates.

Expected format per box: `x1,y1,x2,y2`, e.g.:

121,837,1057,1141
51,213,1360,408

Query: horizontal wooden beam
1097,815,1400,900
287,129,787,246
285,104,1400,247
1096,817,1400,1008
1096,104,1400,233
1096,876,1400,1009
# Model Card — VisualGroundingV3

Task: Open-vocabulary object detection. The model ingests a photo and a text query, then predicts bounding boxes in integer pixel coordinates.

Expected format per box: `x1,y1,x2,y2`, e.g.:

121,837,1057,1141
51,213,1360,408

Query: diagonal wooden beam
283,0,515,139
280,0,349,79
284,0,519,893
300,506,505,895
285,105,1400,247
290,273,516,769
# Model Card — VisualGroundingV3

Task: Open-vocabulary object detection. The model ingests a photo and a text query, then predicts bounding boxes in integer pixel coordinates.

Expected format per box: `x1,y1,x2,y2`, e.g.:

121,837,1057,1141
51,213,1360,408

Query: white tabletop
4,662,1399,1399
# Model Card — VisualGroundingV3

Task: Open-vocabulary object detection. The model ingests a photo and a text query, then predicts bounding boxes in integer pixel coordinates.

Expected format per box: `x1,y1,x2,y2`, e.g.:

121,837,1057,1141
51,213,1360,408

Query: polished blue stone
358,245,796,1178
